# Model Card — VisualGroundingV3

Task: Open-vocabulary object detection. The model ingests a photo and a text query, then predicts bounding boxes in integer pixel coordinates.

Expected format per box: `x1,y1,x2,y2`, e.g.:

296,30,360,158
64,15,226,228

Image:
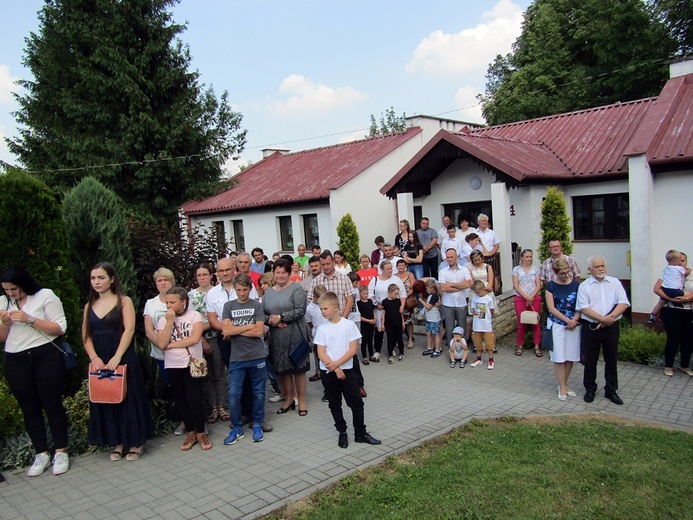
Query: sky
0,0,532,174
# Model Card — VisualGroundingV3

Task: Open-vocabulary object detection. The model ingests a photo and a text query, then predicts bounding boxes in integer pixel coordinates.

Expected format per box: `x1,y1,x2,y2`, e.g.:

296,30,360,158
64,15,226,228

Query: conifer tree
336,214,360,270
539,186,572,262
63,177,138,301
8,0,246,222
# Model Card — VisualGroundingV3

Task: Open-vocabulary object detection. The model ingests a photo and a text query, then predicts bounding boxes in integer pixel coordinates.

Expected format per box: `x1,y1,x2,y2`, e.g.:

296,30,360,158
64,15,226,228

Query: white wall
189,203,331,256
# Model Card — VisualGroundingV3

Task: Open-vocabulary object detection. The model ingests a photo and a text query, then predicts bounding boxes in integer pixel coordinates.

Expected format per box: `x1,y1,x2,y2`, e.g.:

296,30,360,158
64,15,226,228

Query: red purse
88,364,128,404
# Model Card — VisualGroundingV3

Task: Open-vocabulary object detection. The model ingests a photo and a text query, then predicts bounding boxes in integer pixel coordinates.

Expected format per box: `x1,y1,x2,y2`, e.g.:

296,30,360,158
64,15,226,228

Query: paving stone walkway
1,336,690,519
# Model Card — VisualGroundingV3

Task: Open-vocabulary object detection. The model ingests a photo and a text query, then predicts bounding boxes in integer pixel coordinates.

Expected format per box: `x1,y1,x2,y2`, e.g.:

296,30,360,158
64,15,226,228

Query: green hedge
617,324,666,365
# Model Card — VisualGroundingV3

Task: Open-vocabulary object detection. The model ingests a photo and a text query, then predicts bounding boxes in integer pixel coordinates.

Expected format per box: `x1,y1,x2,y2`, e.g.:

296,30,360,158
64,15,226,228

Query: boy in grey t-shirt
221,274,267,444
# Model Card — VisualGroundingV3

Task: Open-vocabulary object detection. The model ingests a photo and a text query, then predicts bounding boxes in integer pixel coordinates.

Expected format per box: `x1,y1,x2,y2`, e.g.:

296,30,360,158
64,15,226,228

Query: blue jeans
228,358,267,427
408,263,423,280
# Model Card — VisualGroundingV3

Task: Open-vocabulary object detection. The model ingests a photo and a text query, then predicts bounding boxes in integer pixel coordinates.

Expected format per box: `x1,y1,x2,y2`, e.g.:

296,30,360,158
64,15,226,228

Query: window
573,193,629,240
212,221,227,256
231,219,245,251
302,214,319,249
443,201,492,228
278,216,294,251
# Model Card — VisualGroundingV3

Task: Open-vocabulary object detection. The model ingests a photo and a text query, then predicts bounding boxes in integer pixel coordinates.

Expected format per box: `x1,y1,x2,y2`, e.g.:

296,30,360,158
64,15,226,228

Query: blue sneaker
223,427,244,445
252,424,264,443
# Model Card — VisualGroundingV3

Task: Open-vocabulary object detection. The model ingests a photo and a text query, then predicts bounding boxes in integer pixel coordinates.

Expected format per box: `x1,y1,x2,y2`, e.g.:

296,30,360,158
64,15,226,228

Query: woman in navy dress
82,262,153,461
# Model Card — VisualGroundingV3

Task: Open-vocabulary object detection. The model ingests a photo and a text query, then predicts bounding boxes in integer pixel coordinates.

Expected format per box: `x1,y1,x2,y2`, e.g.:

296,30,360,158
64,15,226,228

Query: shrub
0,380,24,438
539,186,572,261
618,324,666,365
336,213,360,271
0,169,83,390
63,177,138,304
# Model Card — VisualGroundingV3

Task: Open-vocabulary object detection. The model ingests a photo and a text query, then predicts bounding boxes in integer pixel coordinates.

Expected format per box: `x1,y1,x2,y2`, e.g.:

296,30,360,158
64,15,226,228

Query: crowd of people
1,214,691,478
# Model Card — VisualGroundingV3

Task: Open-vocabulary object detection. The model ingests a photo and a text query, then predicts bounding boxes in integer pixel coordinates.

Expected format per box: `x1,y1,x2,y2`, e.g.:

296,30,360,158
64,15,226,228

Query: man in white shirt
475,213,500,258
576,255,630,405
437,249,472,356
376,244,403,275
437,215,457,244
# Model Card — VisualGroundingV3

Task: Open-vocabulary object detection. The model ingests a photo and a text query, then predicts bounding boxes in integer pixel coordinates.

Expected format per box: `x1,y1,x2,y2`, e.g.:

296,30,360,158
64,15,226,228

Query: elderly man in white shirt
475,213,500,258
437,249,473,357
576,255,630,405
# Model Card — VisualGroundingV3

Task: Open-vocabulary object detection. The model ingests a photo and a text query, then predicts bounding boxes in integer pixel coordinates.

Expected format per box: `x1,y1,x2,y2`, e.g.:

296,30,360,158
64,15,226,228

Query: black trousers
422,256,439,279
5,343,68,452
321,369,366,436
360,322,374,358
385,322,404,357
168,367,205,434
661,307,693,368
581,322,619,394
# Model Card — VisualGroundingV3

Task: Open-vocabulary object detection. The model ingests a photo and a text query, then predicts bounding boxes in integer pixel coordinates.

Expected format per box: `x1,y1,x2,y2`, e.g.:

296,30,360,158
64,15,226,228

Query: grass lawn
265,415,692,520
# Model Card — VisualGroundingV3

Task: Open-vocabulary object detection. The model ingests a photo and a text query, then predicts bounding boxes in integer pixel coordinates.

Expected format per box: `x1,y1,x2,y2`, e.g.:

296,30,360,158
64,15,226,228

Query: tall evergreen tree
8,0,246,222
479,0,678,126
539,186,572,262
63,177,138,301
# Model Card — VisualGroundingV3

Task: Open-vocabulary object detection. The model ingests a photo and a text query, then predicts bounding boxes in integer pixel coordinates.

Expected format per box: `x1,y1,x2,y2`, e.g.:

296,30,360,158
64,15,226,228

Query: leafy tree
368,107,407,137
649,0,693,56
7,0,247,222
539,186,572,262
0,169,83,389
62,177,137,302
480,0,677,125
336,214,360,271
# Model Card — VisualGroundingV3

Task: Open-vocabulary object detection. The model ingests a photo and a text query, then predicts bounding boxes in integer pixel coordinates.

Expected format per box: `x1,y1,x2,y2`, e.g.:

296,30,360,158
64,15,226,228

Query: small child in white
449,326,468,368
649,250,688,323
314,292,381,449
469,280,496,370
419,278,441,356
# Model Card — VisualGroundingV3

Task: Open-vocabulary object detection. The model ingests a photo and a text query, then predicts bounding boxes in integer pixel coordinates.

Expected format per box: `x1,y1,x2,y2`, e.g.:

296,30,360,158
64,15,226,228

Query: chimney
261,148,290,159
670,58,693,78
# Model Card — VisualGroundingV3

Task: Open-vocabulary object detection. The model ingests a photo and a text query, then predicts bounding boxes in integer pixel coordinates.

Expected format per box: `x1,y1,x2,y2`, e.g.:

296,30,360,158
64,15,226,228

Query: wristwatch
28,316,36,326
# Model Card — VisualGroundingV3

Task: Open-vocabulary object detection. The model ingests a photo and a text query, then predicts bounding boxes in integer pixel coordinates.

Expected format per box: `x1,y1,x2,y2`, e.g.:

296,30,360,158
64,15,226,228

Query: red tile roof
383,74,693,197
183,127,422,215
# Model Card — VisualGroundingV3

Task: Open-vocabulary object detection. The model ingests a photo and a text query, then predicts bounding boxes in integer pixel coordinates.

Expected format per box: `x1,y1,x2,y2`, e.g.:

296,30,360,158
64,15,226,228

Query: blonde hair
260,272,276,287
313,284,328,300
153,267,175,284
320,291,339,307
666,249,681,263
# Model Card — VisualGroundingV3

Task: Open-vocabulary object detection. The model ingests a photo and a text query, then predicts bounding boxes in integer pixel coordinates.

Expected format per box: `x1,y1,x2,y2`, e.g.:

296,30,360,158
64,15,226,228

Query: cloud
454,86,485,124
0,64,20,105
405,0,523,77
272,74,368,116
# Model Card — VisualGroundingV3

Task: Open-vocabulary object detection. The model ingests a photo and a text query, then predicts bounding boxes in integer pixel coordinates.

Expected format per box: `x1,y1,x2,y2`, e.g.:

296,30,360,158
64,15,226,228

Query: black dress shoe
584,391,595,403
354,432,381,445
605,392,624,405
338,432,348,449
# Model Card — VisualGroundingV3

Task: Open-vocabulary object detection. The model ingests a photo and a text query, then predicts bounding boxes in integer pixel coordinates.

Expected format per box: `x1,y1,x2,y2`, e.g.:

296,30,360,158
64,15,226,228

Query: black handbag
541,323,553,351
289,338,311,367
53,340,78,371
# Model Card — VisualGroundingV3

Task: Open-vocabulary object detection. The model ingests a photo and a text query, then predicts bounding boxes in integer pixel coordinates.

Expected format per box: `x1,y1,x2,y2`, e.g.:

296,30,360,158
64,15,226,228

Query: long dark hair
0,267,43,297
83,262,125,341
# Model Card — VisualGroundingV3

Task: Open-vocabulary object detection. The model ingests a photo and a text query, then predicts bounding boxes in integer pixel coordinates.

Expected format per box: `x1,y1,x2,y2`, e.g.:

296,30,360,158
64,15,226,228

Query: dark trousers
422,256,439,279
4,343,68,452
385,322,404,357
581,322,620,394
360,322,374,358
661,307,693,368
168,367,205,434
321,369,366,436
217,335,231,367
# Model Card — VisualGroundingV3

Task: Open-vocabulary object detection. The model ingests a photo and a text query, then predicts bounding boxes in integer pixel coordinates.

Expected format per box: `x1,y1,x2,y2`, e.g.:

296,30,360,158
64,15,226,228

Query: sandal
362,358,370,365
515,347,523,356
110,447,123,461
125,447,143,461
207,408,219,424
298,409,308,417
309,373,321,382
218,408,230,421
534,348,543,358
180,432,197,451
196,432,212,450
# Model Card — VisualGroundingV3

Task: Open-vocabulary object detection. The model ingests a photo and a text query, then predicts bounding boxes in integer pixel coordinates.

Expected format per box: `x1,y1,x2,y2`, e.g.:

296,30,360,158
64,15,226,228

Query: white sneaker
174,422,186,435
373,352,381,361
269,394,283,402
388,356,394,364
27,452,51,477
470,359,483,367
52,452,69,475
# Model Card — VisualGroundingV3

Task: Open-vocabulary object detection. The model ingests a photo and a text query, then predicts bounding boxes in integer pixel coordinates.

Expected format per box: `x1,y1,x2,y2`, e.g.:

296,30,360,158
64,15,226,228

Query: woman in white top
1,267,69,477
512,249,543,357
368,260,406,361
333,250,353,275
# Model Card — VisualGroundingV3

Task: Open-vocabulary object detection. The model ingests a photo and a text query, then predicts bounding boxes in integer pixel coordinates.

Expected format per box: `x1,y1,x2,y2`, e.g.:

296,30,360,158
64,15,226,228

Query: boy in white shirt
314,292,381,449
469,280,496,370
